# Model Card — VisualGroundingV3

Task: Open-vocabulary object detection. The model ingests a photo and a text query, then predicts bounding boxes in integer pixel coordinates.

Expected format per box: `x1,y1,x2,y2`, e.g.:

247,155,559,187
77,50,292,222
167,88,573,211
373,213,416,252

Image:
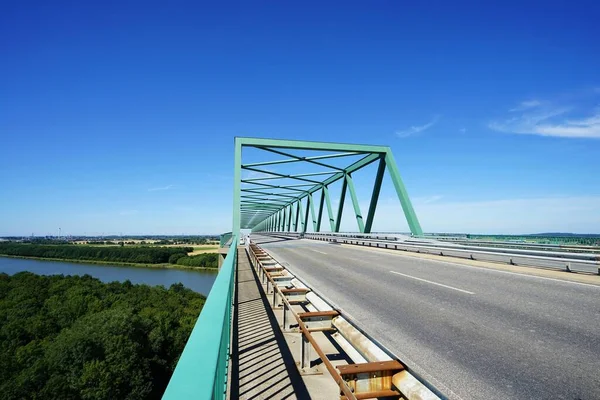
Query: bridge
162,138,600,400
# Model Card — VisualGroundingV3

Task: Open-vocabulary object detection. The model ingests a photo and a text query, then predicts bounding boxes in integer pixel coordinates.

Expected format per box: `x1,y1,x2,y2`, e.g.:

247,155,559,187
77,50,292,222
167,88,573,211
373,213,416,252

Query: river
0,257,218,296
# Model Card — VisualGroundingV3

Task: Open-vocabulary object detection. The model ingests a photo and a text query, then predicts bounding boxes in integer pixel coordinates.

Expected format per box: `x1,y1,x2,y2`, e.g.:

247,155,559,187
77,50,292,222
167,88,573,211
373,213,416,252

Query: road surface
253,235,600,400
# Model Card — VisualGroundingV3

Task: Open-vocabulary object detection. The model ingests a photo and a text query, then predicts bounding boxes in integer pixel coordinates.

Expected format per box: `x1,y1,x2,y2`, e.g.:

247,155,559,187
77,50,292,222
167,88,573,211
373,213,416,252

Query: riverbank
0,254,219,271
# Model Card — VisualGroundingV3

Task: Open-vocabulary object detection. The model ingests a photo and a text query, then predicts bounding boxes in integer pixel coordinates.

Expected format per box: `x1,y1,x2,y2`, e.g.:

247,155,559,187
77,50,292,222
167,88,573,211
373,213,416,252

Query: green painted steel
298,198,306,233
237,137,422,236
162,236,238,400
364,156,386,233
166,137,424,400
323,185,336,231
335,177,348,232
384,151,423,236
219,232,233,247
308,192,318,232
316,187,325,232
232,139,242,234
344,173,365,233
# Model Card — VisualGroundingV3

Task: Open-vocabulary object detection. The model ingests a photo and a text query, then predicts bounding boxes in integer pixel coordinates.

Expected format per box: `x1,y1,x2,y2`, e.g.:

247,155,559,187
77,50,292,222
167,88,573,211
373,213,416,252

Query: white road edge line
389,270,475,295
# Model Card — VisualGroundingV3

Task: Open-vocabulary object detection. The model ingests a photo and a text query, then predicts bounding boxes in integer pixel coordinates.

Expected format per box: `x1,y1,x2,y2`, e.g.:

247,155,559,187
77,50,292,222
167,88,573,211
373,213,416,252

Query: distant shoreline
0,254,219,272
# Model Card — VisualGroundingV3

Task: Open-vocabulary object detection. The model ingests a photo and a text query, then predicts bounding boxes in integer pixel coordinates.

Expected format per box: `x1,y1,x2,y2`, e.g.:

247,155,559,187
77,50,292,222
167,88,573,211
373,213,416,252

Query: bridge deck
230,247,310,399
253,235,600,400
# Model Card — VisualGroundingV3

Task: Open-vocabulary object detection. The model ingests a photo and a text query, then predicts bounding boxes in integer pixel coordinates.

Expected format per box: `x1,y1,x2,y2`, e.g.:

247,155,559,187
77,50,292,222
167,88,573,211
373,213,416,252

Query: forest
0,272,204,399
171,252,219,268
0,243,194,265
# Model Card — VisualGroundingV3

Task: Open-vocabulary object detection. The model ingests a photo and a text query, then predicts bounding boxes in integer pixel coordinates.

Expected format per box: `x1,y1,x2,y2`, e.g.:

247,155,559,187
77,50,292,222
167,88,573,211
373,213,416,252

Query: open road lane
254,235,600,400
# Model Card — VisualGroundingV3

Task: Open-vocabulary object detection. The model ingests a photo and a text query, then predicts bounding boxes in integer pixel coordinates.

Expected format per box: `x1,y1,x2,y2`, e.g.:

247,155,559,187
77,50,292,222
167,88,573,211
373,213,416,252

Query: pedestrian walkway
229,247,310,399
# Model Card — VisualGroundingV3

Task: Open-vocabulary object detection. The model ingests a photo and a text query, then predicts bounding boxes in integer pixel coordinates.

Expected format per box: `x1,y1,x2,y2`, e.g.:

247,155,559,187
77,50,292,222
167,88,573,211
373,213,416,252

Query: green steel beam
241,189,299,199
364,156,386,233
316,187,325,232
323,185,336,231
256,146,345,171
242,166,322,184
287,205,292,231
236,138,423,236
384,150,423,236
294,201,300,231
298,199,305,233
242,181,307,192
308,192,317,232
242,151,363,168
345,173,365,233
302,197,310,233
236,137,389,155
233,139,242,233
335,177,348,232
244,171,335,182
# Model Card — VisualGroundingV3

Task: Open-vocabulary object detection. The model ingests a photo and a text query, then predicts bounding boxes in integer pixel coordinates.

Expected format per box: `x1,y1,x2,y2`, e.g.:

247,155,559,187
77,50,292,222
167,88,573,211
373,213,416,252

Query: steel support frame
233,137,423,236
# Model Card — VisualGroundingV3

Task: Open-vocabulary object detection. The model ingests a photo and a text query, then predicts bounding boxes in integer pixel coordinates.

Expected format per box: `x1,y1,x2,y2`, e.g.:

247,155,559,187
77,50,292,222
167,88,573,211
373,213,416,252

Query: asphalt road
253,235,600,400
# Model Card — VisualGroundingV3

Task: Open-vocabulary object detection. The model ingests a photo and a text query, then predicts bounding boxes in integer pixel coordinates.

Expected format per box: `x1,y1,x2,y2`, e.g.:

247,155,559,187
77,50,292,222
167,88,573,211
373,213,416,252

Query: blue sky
1,1,599,236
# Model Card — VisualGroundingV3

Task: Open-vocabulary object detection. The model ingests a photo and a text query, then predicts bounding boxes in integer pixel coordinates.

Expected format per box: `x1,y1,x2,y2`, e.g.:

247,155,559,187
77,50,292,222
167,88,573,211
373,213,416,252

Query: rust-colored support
337,361,405,400
298,310,339,332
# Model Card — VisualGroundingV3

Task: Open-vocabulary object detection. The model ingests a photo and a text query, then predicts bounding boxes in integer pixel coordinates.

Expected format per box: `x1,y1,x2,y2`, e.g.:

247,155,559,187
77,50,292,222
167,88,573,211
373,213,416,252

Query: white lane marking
389,270,475,294
348,244,600,289
308,248,327,255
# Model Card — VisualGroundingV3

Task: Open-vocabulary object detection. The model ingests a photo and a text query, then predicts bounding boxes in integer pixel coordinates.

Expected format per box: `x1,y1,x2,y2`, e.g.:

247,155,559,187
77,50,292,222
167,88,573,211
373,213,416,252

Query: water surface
0,257,217,296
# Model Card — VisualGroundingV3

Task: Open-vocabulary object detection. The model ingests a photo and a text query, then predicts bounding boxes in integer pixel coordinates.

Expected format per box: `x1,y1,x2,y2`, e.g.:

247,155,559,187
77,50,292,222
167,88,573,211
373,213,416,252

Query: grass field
187,246,219,255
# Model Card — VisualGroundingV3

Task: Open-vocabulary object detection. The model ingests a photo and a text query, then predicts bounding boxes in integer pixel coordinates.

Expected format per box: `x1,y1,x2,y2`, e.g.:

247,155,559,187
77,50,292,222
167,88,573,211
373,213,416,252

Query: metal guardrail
163,235,238,400
301,233,600,274
248,243,359,400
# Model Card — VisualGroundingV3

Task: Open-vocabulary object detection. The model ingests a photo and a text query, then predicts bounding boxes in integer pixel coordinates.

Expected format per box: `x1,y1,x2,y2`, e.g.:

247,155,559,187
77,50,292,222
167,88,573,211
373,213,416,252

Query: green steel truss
233,137,423,236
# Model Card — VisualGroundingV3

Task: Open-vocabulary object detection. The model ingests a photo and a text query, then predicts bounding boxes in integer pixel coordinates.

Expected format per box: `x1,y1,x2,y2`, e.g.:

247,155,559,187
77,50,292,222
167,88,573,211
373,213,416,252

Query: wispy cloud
509,99,541,112
489,99,600,139
459,127,466,133
395,115,440,138
422,195,443,204
148,184,174,192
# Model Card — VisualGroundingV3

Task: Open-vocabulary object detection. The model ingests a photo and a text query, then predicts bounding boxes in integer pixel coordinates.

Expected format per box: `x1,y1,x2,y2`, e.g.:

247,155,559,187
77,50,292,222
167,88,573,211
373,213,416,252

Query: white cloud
509,100,541,112
148,184,174,192
459,128,466,133
489,101,600,139
395,115,440,138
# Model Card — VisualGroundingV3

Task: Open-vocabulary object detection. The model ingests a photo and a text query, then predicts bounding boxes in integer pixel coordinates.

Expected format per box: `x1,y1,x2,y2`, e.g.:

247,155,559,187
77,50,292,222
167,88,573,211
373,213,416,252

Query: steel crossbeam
233,137,423,236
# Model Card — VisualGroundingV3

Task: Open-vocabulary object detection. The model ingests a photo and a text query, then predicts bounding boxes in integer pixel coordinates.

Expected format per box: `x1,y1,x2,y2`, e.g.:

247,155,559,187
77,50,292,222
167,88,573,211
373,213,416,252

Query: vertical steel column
292,202,298,232
316,187,325,232
345,173,365,233
286,205,292,231
299,199,307,233
303,197,311,233
335,177,348,232
324,185,336,231
233,138,242,234
364,156,386,233
295,201,301,232
384,150,423,236
308,193,317,232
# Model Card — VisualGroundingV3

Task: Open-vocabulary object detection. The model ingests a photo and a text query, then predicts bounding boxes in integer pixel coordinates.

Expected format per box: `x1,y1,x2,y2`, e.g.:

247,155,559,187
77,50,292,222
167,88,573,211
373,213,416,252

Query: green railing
219,232,233,248
163,235,238,399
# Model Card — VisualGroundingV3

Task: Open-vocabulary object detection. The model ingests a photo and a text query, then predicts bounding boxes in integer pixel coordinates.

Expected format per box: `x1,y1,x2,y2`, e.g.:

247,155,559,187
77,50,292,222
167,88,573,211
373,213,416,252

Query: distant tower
59,227,61,239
